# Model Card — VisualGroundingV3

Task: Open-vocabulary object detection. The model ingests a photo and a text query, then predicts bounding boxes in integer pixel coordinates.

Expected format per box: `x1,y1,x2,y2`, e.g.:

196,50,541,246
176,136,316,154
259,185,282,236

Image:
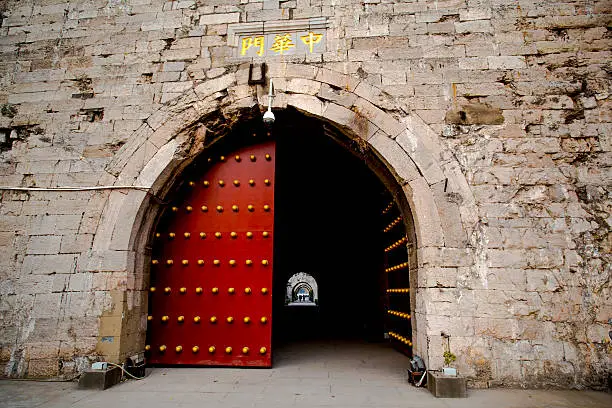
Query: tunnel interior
272,111,391,346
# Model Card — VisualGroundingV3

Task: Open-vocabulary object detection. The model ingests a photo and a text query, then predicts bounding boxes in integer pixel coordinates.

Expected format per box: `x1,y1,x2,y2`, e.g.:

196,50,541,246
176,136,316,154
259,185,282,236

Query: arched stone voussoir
104,64,476,267
369,131,422,185
403,178,446,248
395,128,446,186
285,93,324,117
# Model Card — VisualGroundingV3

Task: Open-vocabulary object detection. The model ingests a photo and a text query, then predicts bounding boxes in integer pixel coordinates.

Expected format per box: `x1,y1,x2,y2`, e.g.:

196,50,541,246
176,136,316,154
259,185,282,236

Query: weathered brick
27,236,61,255
198,13,240,25
22,254,77,275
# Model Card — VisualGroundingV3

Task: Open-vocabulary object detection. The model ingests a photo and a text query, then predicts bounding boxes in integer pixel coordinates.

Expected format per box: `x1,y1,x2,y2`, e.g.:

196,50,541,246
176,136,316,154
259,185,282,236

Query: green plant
443,350,456,366
441,332,456,367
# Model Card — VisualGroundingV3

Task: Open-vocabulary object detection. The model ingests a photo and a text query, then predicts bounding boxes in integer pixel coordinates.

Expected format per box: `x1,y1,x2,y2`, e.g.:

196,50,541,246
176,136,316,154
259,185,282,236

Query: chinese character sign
238,31,325,57
300,32,323,53
270,34,296,55
241,36,265,56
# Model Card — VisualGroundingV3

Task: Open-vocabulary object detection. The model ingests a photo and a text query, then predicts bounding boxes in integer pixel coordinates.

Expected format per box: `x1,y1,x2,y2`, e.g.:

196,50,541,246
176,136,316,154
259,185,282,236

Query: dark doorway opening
272,112,389,347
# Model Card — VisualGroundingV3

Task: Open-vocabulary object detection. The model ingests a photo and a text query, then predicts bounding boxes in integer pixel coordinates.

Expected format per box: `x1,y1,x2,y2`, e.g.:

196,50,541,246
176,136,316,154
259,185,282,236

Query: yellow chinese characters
270,34,295,55
300,32,323,53
239,32,325,57
241,36,265,56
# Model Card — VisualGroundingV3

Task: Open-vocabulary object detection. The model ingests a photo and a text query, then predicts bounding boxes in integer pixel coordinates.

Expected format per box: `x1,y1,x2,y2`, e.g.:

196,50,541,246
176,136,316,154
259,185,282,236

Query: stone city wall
0,0,610,388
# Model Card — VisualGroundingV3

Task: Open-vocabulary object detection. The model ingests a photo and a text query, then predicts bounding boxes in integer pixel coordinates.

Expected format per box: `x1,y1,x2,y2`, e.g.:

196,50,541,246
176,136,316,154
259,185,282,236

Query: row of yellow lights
383,216,402,233
170,204,271,213
150,287,269,295
385,262,409,273
149,315,268,324
152,259,270,267
386,288,410,294
206,153,272,164
146,345,267,355
384,236,408,252
381,201,394,215
156,231,270,240
387,310,411,320
388,331,412,346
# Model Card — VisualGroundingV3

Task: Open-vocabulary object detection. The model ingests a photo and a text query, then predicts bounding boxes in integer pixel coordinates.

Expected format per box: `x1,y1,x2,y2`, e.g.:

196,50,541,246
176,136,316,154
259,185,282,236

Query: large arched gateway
144,111,415,365
93,63,477,373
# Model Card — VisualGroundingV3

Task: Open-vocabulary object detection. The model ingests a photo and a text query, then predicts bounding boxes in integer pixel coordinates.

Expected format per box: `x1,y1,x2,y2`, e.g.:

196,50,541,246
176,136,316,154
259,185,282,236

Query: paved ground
1,341,610,408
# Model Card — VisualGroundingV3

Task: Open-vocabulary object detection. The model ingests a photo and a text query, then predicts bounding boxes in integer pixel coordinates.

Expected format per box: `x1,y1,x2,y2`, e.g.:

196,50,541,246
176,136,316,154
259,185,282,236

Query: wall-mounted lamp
263,80,275,126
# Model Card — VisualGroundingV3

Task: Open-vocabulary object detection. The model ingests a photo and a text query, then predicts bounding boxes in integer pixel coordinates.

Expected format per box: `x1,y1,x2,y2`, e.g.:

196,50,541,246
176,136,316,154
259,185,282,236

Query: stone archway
92,62,478,370
286,272,319,305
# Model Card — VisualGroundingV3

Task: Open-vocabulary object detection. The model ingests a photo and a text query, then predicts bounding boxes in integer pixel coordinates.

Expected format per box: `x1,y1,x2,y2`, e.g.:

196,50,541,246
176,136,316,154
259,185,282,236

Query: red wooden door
146,141,275,367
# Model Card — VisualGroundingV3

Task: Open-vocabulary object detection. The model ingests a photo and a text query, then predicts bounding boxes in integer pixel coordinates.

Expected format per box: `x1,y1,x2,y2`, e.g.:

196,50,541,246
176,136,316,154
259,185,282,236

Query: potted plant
441,332,457,376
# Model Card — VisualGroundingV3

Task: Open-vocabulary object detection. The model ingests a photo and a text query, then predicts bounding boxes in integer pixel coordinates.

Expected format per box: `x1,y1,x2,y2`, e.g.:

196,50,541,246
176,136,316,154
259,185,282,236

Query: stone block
460,9,492,21
370,132,421,183
22,254,77,275
247,9,287,21
396,130,445,185
352,98,405,137
446,102,504,125
286,93,324,117
27,236,61,255
315,68,359,92
78,366,122,390
428,372,467,398
456,20,493,33
283,78,321,96
317,83,357,107
15,275,54,295
32,293,62,318
418,247,473,268
487,56,527,70
321,103,363,135
404,179,446,247
81,250,132,273
161,48,200,62
162,61,185,72
60,234,94,254
194,73,235,97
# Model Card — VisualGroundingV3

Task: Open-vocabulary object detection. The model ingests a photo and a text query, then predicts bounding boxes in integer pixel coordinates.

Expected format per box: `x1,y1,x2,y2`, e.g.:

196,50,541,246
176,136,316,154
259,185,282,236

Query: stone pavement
0,341,610,408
